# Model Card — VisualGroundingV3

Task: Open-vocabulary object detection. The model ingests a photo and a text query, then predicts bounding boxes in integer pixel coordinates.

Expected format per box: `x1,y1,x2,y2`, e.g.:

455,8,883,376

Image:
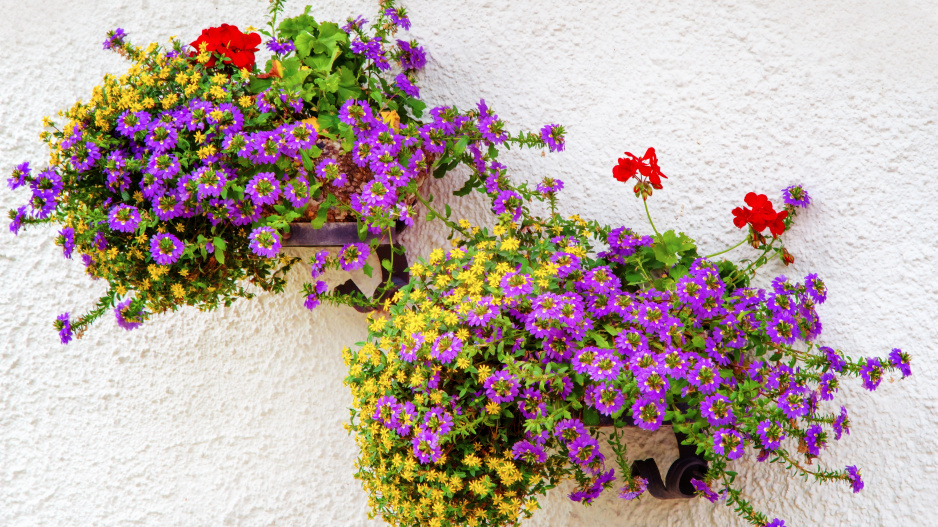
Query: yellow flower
115,285,127,296
238,95,254,108
500,237,519,251
197,145,217,159
171,283,185,298
463,453,482,468
485,401,500,415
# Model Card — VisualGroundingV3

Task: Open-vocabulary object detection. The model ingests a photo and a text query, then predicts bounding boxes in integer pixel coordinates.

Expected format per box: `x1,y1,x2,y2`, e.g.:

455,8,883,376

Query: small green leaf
215,250,225,265
363,263,373,278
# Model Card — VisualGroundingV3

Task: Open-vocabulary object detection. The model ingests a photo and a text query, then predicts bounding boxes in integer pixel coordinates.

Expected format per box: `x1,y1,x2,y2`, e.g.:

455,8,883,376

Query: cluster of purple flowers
373,394,456,464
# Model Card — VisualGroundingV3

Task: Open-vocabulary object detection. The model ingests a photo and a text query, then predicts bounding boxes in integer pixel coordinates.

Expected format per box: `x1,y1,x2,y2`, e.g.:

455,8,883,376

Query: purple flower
58,227,75,259
483,370,519,403
393,402,417,435
512,440,548,464
688,359,720,394
397,39,426,71
635,368,669,396
819,372,838,401
632,395,665,431
108,205,141,234
399,333,424,362
246,172,280,206
492,190,522,221
619,476,648,501
588,348,623,382
691,479,722,503
540,123,565,152
889,348,911,377
149,233,184,265
592,383,625,416
568,434,603,469
804,273,827,304
805,424,826,456
766,313,797,345
265,38,296,54
500,271,533,298
412,429,442,464
756,420,785,451
464,296,498,327
384,8,411,30
782,184,810,208
860,357,883,391
373,395,399,428
713,428,744,460
423,407,454,436
833,406,850,440
430,332,462,363
248,226,281,258
766,519,787,527
56,313,72,344
342,16,368,33
310,250,328,278
195,165,228,200
820,346,847,373
536,177,564,196
7,161,30,190
350,37,389,70
846,465,864,493
338,242,370,271
102,27,126,50
701,394,735,427
115,298,144,330
395,72,419,97
303,280,328,310
777,388,808,420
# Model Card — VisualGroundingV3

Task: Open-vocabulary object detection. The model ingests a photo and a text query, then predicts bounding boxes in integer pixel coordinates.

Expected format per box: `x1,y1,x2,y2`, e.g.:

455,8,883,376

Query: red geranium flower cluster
732,192,788,237
612,147,667,189
189,24,261,70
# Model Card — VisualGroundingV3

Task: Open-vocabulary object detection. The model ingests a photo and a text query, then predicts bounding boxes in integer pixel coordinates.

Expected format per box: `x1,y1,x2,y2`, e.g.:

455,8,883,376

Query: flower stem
704,238,747,259
414,188,472,238
643,198,664,244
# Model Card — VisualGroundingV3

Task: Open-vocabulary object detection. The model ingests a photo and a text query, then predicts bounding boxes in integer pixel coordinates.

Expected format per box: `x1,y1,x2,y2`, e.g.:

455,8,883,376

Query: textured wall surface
1,1,936,525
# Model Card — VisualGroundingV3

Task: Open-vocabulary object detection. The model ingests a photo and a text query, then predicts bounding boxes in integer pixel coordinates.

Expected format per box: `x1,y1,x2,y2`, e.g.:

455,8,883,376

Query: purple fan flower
500,271,533,298
833,406,850,440
819,372,838,401
56,313,72,344
484,370,519,403
338,242,370,271
540,123,565,152
777,388,808,419
888,348,912,377
303,280,328,310
395,72,419,97
512,440,548,464
7,161,30,190
636,368,669,396
310,250,328,278
805,424,825,456
688,359,720,394
149,233,184,265
766,519,787,527
691,479,722,503
492,190,522,221
248,226,281,258
384,8,411,30
246,172,281,206
423,406,454,436
464,296,498,327
859,357,883,391
342,15,368,33
102,27,126,50
430,332,462,363
701,394,735,427
397,39,426,71
536,177,564,196
782,184,810,208
195,165,228,200
114,298,144,330
592,383,625,416
265,38,296,54
713,428,744,460
804,273,827,304
392,401,417,435
350,37,389,70
588,348,623,382
756,420,785,451
619,477,648,501
819,346,847,373
59,227,75,259
412,429,442,464
846,465,864,493
568,434,602,469
399,333,424,362
373,395,399,428
632,395,665,431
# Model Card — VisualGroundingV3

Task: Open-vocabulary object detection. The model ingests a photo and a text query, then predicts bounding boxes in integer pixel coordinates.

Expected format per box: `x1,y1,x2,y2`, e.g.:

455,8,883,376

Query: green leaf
452,175,478,197
310,195,336,229
215,250,225,265
452,137,469,158
381,258,392,272
583,408,600,427
315,72,340,93
213,237,227,252
363,263,373,278
602,324,621,336
295,31,317,57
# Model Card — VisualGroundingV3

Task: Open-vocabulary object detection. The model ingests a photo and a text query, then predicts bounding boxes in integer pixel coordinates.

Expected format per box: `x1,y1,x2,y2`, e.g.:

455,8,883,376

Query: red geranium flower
612,147,667,189
732,192,788,237
189,24,262,70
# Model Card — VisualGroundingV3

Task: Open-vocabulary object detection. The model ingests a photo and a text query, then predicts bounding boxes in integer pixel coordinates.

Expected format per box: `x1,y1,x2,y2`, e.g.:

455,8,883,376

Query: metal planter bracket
282,222,410,313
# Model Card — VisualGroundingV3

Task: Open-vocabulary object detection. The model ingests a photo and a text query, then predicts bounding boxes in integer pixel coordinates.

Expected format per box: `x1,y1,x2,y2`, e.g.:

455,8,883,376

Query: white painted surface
1,1,935,525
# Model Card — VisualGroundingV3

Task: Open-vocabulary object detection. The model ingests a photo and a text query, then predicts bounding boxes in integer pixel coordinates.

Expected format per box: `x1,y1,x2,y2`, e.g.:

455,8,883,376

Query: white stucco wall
1,1,935,525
